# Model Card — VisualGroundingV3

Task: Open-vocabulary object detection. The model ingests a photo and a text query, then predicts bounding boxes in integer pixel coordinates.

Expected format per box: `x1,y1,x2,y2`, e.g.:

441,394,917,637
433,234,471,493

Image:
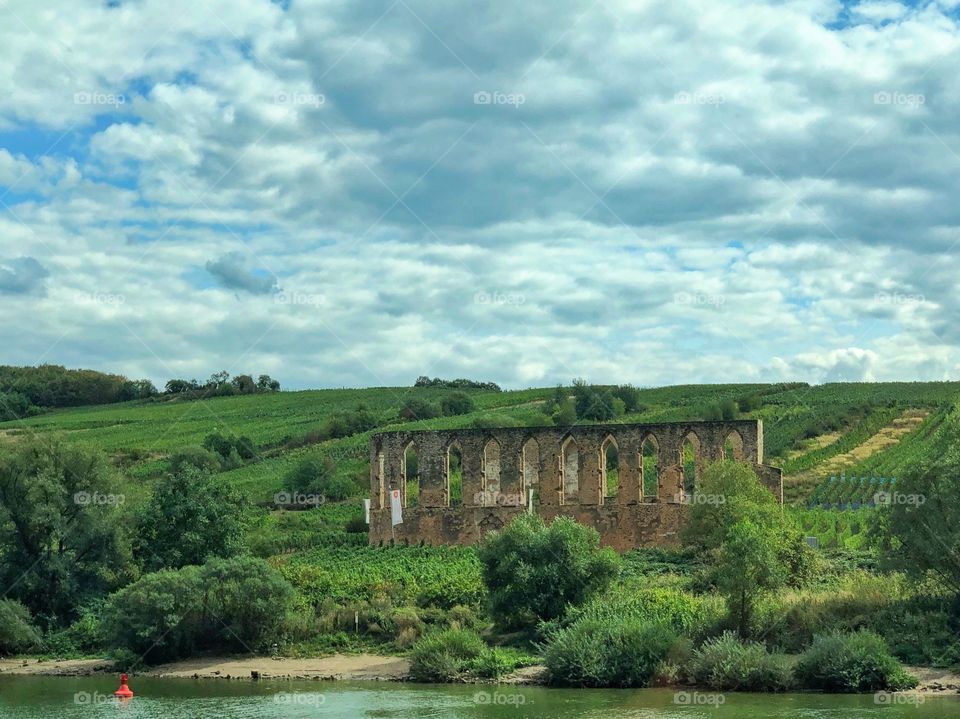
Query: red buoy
114,673,134,698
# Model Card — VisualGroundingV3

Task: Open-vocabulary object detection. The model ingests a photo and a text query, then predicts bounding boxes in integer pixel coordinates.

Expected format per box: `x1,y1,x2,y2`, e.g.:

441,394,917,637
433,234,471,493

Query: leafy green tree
440,391,475,416
885,429,960,595
720,399,738,420
0,442,132,624
284,456,356,500
399,398,440,421
478,514,621,629
0,599,41,654
613,384,643,412
716,519,787,637
572,379,616,421
231,374,257,394
133,466,247,571
168,446,221,475
551,399,577,426
102,556,295,665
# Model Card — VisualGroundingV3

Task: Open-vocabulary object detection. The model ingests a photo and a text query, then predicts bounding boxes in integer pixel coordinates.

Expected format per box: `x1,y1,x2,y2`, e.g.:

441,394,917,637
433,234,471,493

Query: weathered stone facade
368,420,782,551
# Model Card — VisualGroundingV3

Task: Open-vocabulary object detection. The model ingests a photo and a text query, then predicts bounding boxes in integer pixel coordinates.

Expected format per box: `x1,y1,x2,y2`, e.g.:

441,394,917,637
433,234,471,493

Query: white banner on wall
390,489,403,526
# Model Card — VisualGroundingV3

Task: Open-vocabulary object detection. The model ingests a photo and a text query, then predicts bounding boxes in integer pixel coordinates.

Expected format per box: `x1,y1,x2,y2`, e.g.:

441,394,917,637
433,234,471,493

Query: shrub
284,456,358,500
470,647,530,679
409,628,485,682
102,557,295,664
543,617,677,687
794,630,917,693
134,467,247,571
440,392,475,416
687,632,792,691
0,599,41,655
168,446,221,475
344,516,368,533
478,514,621,629
399,398,440,421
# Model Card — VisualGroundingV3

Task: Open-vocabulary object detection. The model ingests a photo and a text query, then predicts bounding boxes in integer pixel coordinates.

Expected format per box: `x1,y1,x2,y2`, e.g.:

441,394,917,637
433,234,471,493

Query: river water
1,677,957,718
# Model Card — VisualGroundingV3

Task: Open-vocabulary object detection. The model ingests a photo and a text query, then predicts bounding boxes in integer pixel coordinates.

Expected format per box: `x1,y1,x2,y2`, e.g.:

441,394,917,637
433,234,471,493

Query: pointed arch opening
402,440,419,508
446,440,463,507
682,431,702,498
560,435,579,504
521,437,540,507
723,430,745,461
641,434,659,500
600,435,619,503
482,438,502,503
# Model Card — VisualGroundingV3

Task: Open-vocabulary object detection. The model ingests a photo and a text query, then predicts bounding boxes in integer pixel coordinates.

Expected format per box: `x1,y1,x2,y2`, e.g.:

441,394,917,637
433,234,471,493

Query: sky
1,0,959,390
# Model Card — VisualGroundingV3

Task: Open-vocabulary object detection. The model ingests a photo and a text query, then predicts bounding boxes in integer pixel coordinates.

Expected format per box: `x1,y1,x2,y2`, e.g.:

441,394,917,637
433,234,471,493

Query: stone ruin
368,420,782,551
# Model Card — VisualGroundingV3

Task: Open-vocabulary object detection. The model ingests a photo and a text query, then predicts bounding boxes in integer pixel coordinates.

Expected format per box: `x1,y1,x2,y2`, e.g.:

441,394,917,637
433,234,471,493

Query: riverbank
2,655,957,694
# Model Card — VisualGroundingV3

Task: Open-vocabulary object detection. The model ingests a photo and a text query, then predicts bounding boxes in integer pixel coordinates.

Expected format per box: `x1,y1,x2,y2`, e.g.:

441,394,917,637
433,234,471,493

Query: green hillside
1,380,956,507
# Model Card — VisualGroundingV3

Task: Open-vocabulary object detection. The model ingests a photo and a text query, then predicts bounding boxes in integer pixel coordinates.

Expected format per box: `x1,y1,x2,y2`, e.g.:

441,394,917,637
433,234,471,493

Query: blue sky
1,0,959,389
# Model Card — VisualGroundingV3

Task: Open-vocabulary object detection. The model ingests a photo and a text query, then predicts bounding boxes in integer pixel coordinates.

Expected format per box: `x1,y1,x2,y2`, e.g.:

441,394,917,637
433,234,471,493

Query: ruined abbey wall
368,420,782,551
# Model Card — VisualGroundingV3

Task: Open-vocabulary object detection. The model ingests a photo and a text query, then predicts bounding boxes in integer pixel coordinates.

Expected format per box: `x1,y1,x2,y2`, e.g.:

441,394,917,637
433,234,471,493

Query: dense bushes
409,628,485,682
102,556,295,665
0,599,41,654
134,467,247,571
794,630,917,693
543,617,678,687
283,456,359,500
478,514,621,629
687,632,792,691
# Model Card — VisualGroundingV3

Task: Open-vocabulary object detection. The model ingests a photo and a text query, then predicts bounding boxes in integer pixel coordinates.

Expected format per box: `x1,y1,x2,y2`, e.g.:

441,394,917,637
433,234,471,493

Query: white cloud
0,0,959,388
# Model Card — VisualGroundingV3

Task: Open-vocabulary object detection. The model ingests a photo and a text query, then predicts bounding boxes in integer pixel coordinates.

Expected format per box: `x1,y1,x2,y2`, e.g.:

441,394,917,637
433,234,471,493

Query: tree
283,456,356,500
133,466,247,572
613,384,643,413
231,374,257,394
681,460,816,609
399,398,440,421
257,374,280,391
716,519,787,637
101,556,295,665
440,391,475,416
720,399,738,420
0,442,132,624
552,399,577,426
681,460,780,551
572,379,616,421
164,378,197,394
477,514,621,629
885,425,960,596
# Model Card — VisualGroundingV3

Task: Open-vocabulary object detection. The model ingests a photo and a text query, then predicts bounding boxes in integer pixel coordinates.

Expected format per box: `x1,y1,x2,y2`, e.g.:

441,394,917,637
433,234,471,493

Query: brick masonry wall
368,419,782,550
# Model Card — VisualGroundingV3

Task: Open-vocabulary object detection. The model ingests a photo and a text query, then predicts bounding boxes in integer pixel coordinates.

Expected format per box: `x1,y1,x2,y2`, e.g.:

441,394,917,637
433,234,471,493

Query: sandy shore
0,654,410,681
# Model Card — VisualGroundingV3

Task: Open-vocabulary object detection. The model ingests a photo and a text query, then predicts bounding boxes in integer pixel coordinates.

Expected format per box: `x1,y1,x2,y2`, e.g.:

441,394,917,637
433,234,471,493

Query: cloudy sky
1,0,959,390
